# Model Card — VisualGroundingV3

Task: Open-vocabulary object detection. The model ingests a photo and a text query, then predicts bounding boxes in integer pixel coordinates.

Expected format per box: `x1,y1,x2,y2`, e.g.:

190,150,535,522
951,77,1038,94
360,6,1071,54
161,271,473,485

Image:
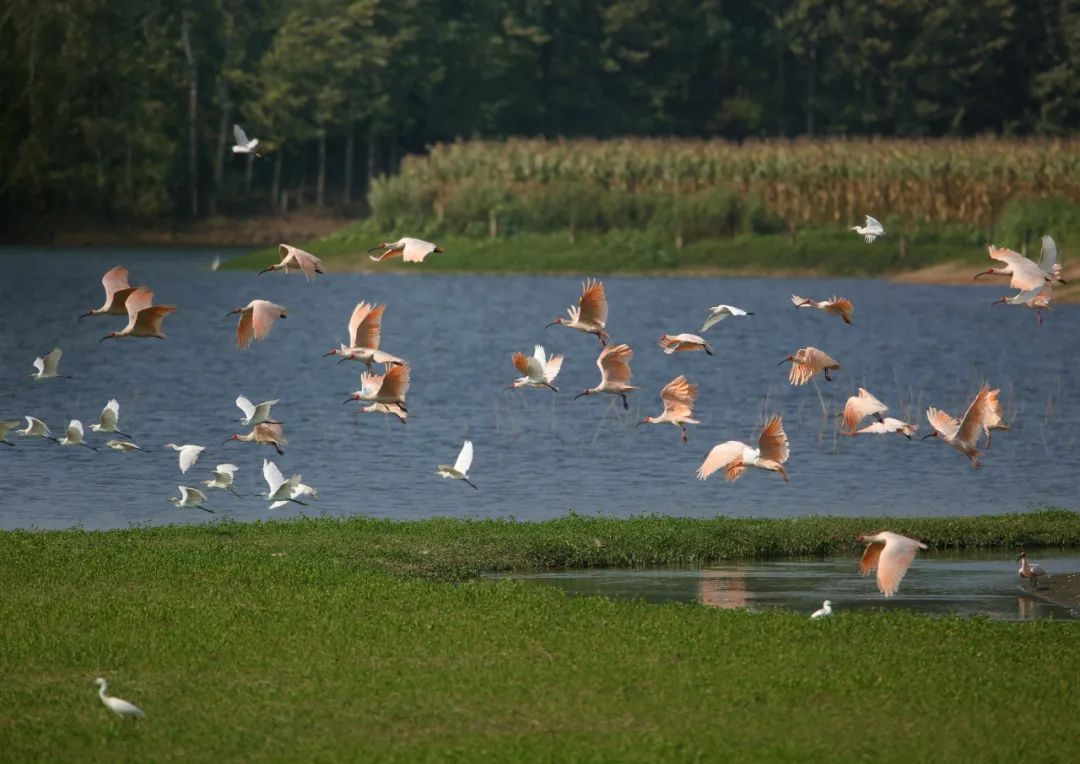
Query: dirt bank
891,262,1079,303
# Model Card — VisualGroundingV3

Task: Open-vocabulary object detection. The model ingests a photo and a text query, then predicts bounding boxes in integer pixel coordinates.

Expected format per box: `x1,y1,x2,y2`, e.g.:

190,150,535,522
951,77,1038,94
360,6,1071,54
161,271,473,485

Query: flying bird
56,419,96,450
203,463,242,496
574,343,637,409
779,346,839,385
164,443,205,474
697,415,790,483
104,440,143,452
841,388,888,432
344,363,409,409
638,375,700,443
262,458,308,507
235,395,281,426
228,300,287,349
701,304,753,332
30,348,69,380
356,402,408,424
168,486,214,513
99,287,176,341
260,244,324,280
791,294,853,325
232,123,260,156
975,244,1064,291
90,399,131,438
436,440,477,490
992,284,1053,325
509,345,563,391
847,417,918,439
367,237,442,263
1017,550,1047,587
0,420,20,446
922,383,996,469
810,600,833,619
851,214,884,243
224,423,287,455
857,532,927,596
546,278,610,345
94,678,145,719
17,416,53,440
981,387,1009,448
323,301,406,368
79,267,140,319
658,333,713,355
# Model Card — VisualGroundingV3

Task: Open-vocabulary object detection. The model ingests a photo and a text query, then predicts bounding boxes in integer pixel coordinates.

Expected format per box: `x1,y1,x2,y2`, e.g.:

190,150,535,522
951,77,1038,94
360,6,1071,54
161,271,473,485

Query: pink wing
102,266,130,296
697,441,745,481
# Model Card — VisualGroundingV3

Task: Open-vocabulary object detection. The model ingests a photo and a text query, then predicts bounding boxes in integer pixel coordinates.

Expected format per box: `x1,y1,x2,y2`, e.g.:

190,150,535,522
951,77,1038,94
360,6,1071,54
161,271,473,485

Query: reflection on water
509,548,1080,620
1,247,1079,530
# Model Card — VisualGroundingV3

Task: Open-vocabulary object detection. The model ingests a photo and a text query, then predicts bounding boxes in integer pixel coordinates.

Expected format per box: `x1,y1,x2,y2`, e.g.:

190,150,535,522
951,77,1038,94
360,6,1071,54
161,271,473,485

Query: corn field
369,137,1080,238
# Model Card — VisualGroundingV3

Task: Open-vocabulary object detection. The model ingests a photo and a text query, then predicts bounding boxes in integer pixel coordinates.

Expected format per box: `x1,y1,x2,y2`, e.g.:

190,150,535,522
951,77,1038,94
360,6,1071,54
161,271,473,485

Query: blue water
506,549,1080,620
1,247,1078,530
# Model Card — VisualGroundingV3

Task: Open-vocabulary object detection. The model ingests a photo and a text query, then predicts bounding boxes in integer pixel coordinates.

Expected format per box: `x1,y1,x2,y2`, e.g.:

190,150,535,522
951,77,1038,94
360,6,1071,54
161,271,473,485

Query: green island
3,510,1079,762
226,138,1080,300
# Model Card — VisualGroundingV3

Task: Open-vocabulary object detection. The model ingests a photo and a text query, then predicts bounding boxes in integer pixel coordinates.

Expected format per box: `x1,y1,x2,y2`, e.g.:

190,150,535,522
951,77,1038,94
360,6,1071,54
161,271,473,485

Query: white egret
94,677,145,719
90,399,132,438
168,486,214,513
436,440,477,490
164,443,205,474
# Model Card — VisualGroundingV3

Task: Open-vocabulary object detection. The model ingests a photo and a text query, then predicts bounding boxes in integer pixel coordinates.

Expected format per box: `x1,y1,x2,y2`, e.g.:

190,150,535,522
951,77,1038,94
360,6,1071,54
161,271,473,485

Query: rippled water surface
1,247,1078,529
507,549,1080,620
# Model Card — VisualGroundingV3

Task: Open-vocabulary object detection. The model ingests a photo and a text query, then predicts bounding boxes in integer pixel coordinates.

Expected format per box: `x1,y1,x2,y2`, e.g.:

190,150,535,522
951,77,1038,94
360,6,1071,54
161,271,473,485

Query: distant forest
2,0,1077,225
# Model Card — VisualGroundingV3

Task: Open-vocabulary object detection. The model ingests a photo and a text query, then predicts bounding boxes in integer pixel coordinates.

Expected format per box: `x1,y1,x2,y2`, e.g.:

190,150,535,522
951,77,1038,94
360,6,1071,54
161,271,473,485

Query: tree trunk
180,12,199,217
316,127,326,206
366,132,376,191
776,35,785,137
211,11,234,215
271,147,283,212
343,125,355,205
244,153,254,196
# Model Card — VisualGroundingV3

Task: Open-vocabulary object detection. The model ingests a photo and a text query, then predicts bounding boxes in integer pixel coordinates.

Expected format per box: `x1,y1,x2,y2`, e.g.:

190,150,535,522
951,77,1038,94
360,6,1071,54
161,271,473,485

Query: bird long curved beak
322,350,336,357
78,311,91,321
98,335,112,343
572,392,587,401
257,267,272,275
920,432,937,441
777,357,792,366
342,397,355,405
225,310,239,318
544,321,559,329
364,245,384,254
222,437,234,444
973,271,988,281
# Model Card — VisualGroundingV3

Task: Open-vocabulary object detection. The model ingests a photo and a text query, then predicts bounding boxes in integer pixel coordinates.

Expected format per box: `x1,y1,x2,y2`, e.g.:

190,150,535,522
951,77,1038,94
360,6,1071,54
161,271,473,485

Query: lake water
506,549,1080,620
0,247,1078,530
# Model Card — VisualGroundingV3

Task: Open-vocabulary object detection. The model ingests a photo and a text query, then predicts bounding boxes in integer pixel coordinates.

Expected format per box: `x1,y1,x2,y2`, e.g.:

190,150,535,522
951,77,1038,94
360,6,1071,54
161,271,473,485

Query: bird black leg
621,394,629,410
464,478,479,491
874,412,884,423
680,428,687,444
824,370,832,382
273,443,284,456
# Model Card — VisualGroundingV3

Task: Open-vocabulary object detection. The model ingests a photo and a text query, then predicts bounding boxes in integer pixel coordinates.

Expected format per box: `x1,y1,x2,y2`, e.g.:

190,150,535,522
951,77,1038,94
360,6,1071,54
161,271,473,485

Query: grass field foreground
3,511,1080,761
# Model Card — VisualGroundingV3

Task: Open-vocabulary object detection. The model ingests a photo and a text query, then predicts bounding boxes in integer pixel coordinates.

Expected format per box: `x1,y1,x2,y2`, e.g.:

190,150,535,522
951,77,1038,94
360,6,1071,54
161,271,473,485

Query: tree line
1,0,1076,227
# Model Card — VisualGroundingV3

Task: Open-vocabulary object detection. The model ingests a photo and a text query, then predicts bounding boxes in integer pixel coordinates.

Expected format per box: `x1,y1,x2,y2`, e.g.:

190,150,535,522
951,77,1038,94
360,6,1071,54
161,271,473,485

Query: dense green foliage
4,0,1080,229
3,513,1079,761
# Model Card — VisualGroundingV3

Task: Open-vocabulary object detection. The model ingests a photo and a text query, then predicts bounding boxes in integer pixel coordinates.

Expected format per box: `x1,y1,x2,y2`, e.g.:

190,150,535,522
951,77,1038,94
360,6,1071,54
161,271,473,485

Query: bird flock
3,220,1068,603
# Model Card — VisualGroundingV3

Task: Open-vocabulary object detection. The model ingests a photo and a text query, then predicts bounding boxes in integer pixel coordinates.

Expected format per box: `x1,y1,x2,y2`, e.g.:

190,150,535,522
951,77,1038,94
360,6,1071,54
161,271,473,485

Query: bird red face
920,431,938,441
342,394,359,404
258,264,277,275
365,242,388,254
572,389,591,401
323,348,339,357
222,434,239,444
990,297,1007,306
856,534,866,542
99,332,118,343
78,309,94,320
545,318,563,329
973,268,994,280
636,417,650,427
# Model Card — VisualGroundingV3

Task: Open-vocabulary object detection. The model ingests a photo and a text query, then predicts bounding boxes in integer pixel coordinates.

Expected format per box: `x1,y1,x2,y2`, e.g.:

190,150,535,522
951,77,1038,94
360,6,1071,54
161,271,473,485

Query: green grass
3,511,1080,762
227,221,988,276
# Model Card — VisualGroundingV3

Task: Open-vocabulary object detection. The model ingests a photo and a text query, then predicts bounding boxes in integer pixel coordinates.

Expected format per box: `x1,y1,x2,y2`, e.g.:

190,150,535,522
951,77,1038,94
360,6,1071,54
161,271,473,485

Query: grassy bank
228,221,992,277
3,511,1080,761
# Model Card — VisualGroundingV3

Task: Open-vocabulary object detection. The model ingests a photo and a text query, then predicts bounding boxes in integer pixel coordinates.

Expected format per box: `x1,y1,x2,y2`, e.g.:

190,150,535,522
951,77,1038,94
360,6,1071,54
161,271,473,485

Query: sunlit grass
3,510,1079,761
